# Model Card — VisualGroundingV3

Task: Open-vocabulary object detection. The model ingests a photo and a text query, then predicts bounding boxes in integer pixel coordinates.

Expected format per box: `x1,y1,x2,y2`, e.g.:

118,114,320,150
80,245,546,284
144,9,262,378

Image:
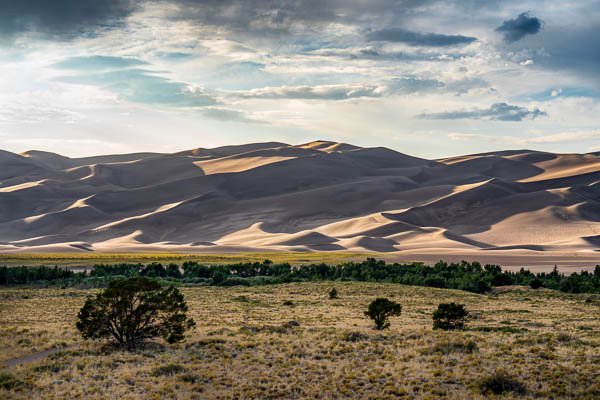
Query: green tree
76,277,195,351
432,302,469,330
529,278,543,289
365,298,402,330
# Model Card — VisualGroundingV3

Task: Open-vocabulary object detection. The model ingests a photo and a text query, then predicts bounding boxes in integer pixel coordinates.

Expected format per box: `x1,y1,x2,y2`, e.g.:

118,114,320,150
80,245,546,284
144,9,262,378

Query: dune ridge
0,140,598,265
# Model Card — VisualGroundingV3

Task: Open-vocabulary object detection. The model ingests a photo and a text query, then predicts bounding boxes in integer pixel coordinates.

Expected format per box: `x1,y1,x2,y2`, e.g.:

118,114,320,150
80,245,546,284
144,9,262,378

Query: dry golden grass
1,282,599,399
0,252,376,267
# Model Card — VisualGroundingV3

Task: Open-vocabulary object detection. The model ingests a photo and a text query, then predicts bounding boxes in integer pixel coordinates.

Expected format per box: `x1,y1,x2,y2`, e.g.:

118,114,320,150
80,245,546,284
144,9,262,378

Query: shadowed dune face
0,141,599,257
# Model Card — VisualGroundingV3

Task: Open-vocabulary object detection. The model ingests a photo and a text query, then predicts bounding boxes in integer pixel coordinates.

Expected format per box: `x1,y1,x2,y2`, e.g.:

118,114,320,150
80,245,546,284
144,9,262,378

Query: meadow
1,281,599,399
0,252,374,267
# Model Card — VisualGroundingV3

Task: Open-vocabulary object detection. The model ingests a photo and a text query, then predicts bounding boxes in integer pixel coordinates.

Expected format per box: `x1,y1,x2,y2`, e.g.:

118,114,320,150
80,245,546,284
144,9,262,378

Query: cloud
306,46,467,62
448,130,600,145
496,12,542,43
525,87,600,101
523,130,600,144
0,0,138,39
420,103,547,121
529,25,600,80
235,83,387,100
234,78,442,100
53,55,147,70
0,103,84,124
200,107,264,123
54,56,217,107
366,28,476,46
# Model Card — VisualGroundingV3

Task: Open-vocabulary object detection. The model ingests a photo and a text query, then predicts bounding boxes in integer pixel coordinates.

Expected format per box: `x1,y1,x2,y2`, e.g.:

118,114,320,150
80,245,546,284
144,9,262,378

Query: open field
0,252,375,268
1,282,599,399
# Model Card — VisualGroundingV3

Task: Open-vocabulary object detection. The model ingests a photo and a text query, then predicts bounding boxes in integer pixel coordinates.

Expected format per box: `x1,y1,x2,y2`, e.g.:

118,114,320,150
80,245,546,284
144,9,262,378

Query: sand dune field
0,141,598,267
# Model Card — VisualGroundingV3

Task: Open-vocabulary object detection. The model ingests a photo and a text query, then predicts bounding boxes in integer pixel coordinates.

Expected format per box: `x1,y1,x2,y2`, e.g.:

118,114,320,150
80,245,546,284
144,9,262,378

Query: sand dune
0,141,598,265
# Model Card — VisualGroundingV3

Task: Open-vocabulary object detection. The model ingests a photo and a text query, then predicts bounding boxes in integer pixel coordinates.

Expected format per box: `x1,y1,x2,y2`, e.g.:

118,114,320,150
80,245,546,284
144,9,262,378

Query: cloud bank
366,28,476,47
420,103,547,121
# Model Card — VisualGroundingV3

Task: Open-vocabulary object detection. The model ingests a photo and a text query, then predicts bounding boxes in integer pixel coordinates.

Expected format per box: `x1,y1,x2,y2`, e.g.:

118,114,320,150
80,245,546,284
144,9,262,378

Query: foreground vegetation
2,259,599,294
1,281,599,399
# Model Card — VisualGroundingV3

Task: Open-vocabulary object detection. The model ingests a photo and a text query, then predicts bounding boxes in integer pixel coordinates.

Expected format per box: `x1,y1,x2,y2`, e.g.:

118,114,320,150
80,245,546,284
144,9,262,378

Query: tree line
1,258,599,294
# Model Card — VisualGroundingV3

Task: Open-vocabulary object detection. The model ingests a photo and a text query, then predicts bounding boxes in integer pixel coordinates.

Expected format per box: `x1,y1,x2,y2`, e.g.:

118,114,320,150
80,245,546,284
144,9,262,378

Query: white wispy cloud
448,130,600,146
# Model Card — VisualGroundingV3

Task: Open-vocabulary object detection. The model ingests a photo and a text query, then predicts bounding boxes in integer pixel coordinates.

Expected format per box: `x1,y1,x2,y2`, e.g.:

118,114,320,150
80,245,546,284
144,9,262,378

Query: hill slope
1,140,599,262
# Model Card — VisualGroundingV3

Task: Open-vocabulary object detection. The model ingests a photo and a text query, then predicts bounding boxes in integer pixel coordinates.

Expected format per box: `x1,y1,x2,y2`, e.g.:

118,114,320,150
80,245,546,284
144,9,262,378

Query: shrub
0,371,26,390
432,303,469,330
479,371,526,395
342,331,369,342
428,339,478,355
283,300,295,306
530,278,543,289
151,363,187,377
282,320,300,329
365,298,402,330
178,373,200,383
211,271,226,284
329,287,338,299
76,277,195,351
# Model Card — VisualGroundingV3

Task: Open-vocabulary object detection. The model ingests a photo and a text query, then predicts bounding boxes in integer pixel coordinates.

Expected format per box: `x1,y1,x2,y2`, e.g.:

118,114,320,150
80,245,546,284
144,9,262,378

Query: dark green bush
530,278,543,289
76,277,195,351
365,298,402,330
479,371,526,395
433,303,469,330
3,259,599,295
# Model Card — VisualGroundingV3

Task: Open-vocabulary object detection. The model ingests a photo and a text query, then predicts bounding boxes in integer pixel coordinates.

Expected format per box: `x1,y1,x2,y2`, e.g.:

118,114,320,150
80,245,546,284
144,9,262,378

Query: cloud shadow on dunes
387,171,600,237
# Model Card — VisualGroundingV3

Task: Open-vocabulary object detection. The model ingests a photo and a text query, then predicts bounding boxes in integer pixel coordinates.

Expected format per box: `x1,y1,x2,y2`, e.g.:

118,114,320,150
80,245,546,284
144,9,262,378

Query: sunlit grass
1,282,599,398
0,252,380,267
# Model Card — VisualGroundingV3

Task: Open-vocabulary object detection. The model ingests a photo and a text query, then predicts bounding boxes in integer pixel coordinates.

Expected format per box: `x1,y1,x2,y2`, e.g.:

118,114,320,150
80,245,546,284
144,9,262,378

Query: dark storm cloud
0,0,443,39
496,12,542,43
0,0,138,38
366,28,477,47
419,103,547,121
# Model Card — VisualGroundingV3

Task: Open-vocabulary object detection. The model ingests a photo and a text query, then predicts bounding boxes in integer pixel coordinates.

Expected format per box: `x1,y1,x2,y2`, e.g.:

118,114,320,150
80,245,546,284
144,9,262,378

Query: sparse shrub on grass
0,371,27,390
427,339,478,355
474,326,527,334
342,331,369,342
329,287,338,299
365,298,402,330
433,303,469,330
76,277,195,351
479,371,526,395
282,320,300,329
283,299,295,306
32,363,65,373
151,363,187,377
556,332,579,344
178,373,200,384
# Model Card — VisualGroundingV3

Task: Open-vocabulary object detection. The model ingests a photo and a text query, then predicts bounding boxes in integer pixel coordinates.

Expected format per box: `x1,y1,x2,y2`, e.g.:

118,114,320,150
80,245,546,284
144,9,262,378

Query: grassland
1,281,599,399
0,252,376,267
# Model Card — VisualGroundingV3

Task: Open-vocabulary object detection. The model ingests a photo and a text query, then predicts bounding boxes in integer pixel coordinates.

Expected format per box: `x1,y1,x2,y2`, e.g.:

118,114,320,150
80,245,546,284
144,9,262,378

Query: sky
0,0,599,158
